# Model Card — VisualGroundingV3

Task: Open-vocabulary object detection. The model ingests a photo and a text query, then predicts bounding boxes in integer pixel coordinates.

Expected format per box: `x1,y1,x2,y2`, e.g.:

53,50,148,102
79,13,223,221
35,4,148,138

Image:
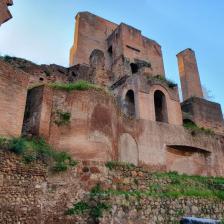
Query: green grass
49,80,102,92
54,110,71,126
105,161,135,170
65,201,89,215
66,183,111,222
66,173,224,221
103,167,224,200
0,136,77,172
148,171,224,199
148,75,177,89
183,121,214,135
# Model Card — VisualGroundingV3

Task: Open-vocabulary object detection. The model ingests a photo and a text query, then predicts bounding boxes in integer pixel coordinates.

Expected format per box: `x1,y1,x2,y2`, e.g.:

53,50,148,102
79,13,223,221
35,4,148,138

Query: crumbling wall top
0,0,13,26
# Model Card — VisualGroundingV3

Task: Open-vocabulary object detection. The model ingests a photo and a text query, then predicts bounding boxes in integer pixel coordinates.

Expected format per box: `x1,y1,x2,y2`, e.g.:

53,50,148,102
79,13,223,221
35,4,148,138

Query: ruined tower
69,12,166,85
178,49,224,134
177,48,204,101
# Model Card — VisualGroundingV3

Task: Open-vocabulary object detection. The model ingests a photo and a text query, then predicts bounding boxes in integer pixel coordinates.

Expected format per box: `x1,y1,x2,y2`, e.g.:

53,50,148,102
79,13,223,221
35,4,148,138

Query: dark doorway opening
108,46,113,56
130,63,138,74
124,90,135,117
154,90,168,123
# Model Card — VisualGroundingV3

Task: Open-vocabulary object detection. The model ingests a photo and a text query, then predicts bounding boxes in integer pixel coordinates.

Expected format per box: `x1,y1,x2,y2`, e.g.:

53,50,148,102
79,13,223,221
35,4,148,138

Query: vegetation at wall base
105,160,135,170
66,183,111,223
49,80,102,92
65,172,224,222
104,162,224,200
0,136,77,172
148,172,224,200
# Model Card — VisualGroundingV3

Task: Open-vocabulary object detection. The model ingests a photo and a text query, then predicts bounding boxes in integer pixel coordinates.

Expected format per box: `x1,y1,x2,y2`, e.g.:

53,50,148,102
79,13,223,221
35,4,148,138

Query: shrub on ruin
105,160,135,170
65,183,111,223
148,75,177,88
183,120,214,135
54,110,71,126
0,136,78,172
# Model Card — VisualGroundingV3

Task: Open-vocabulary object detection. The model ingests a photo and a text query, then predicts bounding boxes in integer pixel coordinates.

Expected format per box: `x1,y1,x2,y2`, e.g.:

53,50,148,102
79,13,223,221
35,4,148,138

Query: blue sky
0,0,223,112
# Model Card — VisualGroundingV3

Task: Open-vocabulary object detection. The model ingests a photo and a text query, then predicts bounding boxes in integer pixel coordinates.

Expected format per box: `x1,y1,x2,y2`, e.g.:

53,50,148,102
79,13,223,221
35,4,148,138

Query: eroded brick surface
0,60,28,137
0,152,224,224
0,0,13,26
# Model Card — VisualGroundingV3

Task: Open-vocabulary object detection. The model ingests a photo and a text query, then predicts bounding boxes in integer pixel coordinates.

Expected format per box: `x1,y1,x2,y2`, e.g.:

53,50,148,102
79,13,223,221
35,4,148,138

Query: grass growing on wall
148,171,224,199
104,162,224,200
54,110,71,126
0,136,77,172
66,165,224,222
49,80,102,92
105,161,135,170
183,121,214,135
101,173,224,200
148,75,177,89
66,183,111,222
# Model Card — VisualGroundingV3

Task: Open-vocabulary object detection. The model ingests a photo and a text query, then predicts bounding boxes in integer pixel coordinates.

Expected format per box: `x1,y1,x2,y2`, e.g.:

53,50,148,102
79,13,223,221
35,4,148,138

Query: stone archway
118,133,138,166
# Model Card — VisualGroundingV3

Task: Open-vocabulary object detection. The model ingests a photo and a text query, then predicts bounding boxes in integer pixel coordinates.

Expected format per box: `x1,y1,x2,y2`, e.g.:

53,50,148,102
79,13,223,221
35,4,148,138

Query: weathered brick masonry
0,11,224,176
0,7,224,224
0,60,28,137
22,87,224,176
0,151,224,224
0,0,13,26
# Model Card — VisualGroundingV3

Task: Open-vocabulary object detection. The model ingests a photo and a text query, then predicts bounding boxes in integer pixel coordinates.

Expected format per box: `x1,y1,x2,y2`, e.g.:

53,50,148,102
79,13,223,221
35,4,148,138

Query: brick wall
0,0,13,26
69,12,166,81
0,61,28,137
177,49,204,101
23,86,224,176
182,97,224,134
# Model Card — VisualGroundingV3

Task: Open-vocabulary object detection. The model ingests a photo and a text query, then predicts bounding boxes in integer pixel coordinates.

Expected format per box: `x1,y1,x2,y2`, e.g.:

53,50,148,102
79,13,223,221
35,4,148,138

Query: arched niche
118,133,138,166
124,90,136,117
166,145,211,175
154,90,168,123
89,49,105,70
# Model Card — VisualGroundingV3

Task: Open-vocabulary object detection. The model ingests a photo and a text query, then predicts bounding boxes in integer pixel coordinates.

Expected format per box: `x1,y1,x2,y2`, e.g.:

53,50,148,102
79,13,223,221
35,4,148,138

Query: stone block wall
0,61,28,137
0,151,224,224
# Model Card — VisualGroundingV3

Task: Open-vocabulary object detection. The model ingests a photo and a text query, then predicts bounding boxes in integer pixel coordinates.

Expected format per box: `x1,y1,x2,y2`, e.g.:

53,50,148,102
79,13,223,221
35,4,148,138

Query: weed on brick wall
183,120,214,135
66,183,111,223
148,75,177,89
0,136,77,172
105,161,135,170
54,110,71,126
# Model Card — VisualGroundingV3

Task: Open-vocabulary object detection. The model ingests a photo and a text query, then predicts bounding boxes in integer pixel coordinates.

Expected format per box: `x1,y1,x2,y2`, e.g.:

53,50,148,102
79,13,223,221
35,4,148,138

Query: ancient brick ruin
0,11,224,176
0,0,13,26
